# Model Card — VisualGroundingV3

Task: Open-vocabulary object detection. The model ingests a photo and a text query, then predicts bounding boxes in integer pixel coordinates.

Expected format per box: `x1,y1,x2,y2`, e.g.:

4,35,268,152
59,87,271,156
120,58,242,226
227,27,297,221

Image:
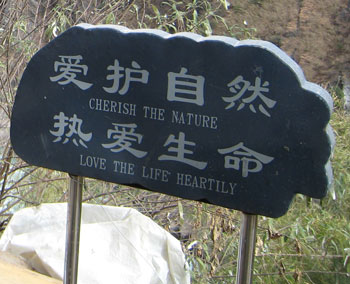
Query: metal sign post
236,212,258,284
64,175,83,284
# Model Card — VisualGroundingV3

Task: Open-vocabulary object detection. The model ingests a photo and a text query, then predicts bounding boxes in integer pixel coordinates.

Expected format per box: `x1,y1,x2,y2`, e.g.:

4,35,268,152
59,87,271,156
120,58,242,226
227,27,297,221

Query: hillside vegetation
1,1,350,283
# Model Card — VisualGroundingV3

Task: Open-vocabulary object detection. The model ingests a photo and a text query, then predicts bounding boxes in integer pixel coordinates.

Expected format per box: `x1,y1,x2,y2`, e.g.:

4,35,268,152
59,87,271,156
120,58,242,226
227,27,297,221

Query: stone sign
10,24,334,217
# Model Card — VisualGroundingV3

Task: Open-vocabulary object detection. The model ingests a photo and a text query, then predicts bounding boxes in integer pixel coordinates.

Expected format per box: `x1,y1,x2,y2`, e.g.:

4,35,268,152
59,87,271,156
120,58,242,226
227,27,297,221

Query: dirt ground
3,0,349,85
106,0,350,85
217,0,350,85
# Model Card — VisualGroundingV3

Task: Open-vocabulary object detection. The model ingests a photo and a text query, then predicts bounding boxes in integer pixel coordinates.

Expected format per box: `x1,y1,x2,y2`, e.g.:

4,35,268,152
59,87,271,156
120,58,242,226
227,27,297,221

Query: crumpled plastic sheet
0,203,190,284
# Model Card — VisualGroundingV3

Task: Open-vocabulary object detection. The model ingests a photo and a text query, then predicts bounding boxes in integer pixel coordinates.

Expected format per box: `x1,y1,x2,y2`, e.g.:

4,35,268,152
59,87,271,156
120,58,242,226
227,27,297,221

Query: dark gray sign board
10,24,334,218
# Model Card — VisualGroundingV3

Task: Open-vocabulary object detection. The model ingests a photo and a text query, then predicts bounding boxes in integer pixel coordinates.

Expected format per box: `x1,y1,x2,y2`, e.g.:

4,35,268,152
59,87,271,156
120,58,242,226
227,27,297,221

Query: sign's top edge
75,23,333,111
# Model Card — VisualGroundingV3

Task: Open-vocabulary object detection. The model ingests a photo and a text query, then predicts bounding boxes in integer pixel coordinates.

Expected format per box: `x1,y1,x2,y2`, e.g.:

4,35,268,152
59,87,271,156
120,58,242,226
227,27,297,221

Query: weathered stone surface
11,24,334,217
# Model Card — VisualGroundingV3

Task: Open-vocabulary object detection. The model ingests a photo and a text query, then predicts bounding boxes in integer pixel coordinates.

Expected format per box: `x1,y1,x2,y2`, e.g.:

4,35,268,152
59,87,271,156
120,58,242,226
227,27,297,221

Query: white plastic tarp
0,203,190,284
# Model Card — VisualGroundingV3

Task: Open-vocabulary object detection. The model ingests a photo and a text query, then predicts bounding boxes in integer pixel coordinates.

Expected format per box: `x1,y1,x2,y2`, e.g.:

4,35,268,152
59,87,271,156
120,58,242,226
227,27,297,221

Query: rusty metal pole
64,175,83,284
236,212,258,284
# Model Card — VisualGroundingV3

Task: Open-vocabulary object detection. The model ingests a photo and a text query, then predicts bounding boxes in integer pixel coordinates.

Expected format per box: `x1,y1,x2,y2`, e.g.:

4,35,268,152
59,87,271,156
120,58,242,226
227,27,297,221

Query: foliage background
1,0,350,283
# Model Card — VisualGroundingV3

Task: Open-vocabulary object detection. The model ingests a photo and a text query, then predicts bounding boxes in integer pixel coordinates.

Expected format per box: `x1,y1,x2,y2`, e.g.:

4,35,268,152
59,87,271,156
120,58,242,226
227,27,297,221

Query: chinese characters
50,55,93,90
49,56,277,178
103,60,149,94
158,132,207,170
167,67,205,106
222,76,277,117
49,112,274,177
218,142,274,177
50,55,277,118
102,123,148,158
50,112,92,148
